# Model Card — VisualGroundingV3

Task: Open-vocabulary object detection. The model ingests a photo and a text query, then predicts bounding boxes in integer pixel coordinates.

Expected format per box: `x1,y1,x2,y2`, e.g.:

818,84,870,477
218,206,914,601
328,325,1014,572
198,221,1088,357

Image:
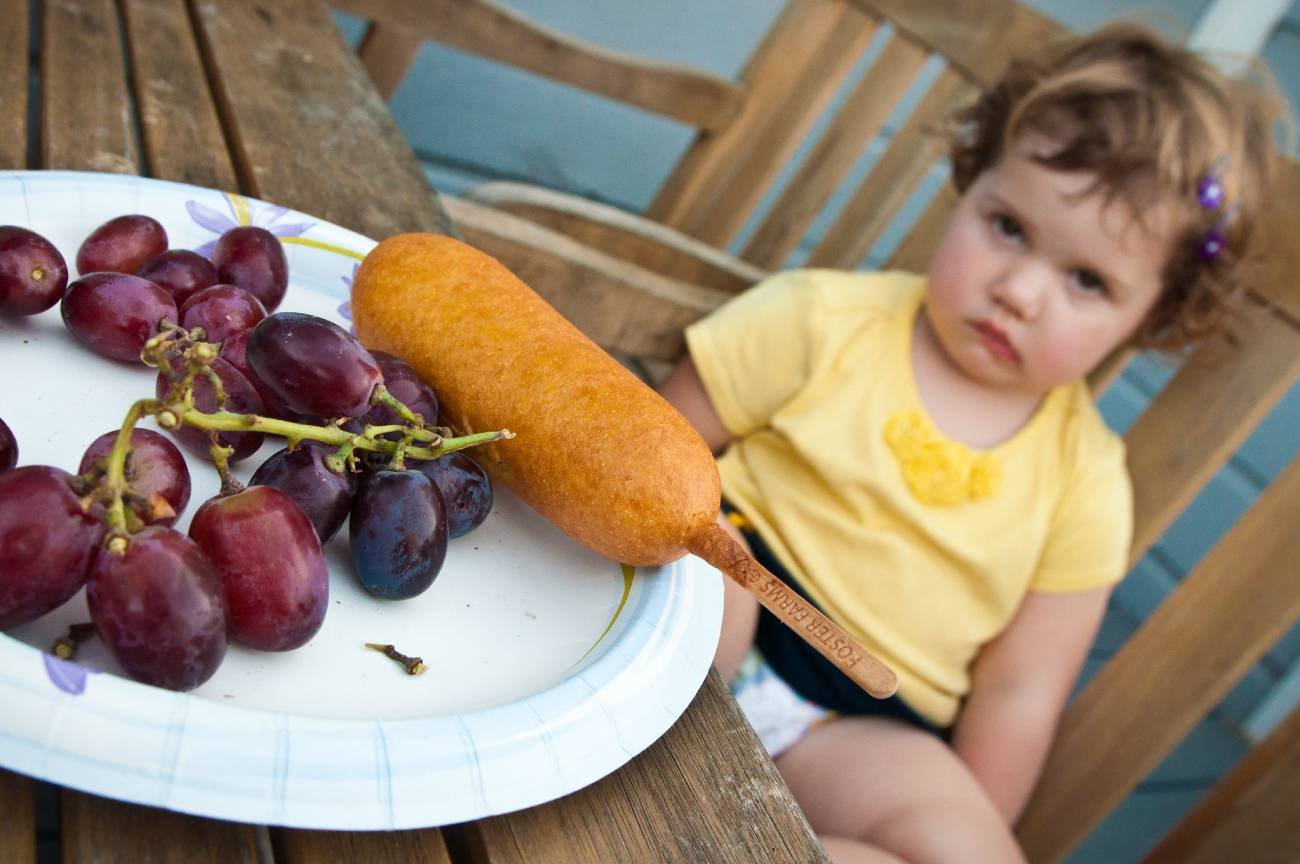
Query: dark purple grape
0,466,106,629
211,226,288,311
216,328,300,421
189,486,328,651
79,428,191,528
0,417,16,472
350,470,447,599
61,272,177,363
76,214,168,275
249,441,356,543
137,249,218,308
179,284,267,344
409,452,492,539
364,351,438,429
156,355,266,462
246,312,382,419
86,526,227,690
0,226,68,316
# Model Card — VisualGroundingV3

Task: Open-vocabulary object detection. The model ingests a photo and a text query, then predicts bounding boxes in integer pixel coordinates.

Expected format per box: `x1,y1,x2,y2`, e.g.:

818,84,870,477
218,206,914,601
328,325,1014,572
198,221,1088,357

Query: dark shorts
721,500,948,739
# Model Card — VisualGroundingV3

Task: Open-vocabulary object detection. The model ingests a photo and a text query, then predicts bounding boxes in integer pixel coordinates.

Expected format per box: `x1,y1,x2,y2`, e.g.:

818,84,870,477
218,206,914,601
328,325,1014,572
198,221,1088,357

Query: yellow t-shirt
685,269,1132,727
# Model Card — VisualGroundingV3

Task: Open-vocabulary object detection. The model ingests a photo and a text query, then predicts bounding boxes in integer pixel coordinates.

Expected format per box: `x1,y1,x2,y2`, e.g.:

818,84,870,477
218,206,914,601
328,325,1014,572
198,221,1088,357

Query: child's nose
992,262,1047,319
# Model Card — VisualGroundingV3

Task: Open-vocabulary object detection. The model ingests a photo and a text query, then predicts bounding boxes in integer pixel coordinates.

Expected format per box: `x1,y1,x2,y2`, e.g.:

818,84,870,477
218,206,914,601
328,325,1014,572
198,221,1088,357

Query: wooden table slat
273,825,453,864
0,769,36,864
0,0,28,170
42,0,138,173
121,0,240,190
190,0,451,239
60,788,260,863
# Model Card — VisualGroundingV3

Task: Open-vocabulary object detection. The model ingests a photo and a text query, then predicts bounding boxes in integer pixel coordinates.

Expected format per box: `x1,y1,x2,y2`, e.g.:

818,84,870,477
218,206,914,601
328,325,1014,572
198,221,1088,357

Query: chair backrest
335,2,1300,861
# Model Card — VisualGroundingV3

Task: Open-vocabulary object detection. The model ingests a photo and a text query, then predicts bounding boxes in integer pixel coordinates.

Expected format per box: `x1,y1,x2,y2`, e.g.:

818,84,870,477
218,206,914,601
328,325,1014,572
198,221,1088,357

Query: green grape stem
102,398,158,545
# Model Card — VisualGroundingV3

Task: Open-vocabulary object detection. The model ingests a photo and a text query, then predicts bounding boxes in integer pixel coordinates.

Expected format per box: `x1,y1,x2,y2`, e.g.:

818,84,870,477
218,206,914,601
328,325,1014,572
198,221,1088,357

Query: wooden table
0,1,827,861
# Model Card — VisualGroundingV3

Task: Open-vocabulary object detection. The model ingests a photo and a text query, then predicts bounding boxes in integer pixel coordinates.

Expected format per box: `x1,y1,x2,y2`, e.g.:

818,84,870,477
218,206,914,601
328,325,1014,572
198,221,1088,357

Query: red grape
137,249,218,307
86,526,227,690
245,312,382,419
189,486,328,651
179,284,267,344
0,466,105,629
409,452,492,538
249,441,356,542
0,226,68,316
61,272,177,363
364,351,438,429
350,469,447,599
211,226,288,311
78,428,191,528
76,214,168,275
0,417,16,472
156,355,266,462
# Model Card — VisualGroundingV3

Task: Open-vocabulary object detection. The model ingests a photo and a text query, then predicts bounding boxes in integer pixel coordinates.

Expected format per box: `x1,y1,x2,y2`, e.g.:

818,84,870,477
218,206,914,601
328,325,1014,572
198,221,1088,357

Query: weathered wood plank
1142,704,1300,864
272,825,453,864
192,0,451,239
42,0,138,173
356,21,424,102
0,0,27,170
121,0,239,190
885,182,957,272
60,789,259,863
1017,456,1300,862
455,671,830,863
332,0,742,132
0,769,36,864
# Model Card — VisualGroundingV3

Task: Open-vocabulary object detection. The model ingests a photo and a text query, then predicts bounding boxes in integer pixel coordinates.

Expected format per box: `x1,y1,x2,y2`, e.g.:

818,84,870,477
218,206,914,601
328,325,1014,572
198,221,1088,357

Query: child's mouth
973,321,1020,365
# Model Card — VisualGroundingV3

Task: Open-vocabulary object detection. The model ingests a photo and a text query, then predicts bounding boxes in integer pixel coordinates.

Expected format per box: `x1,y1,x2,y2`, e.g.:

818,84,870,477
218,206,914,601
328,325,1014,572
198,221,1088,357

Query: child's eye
991,213,1024,241
1071,269,1109,296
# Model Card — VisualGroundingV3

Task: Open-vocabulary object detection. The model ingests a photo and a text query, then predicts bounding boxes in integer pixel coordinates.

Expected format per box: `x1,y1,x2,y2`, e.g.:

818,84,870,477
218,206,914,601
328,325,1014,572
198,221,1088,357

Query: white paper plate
0,170,722,829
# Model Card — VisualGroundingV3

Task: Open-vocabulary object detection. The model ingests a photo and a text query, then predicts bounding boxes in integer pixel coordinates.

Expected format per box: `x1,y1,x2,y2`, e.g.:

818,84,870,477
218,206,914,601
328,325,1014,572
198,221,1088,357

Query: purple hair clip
1196,156,1235,262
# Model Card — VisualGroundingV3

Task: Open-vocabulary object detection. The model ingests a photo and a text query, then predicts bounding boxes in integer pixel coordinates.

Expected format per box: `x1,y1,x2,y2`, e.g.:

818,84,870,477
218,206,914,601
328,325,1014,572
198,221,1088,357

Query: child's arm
656,355,733,454
949,585,1111,824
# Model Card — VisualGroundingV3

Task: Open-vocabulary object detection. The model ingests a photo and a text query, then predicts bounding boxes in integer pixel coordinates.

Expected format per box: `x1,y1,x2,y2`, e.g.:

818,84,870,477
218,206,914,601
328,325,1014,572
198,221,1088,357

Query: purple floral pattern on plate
186,193,315,259
43,654,96,695
338,263,358,333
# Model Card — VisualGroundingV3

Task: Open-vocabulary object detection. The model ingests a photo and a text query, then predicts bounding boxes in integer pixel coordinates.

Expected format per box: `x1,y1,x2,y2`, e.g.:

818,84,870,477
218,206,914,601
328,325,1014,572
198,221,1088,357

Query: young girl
658,24,1282,863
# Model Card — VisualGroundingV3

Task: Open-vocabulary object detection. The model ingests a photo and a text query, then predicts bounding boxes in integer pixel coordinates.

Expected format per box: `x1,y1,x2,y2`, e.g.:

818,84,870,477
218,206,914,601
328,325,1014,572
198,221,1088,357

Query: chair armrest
467,182,769,294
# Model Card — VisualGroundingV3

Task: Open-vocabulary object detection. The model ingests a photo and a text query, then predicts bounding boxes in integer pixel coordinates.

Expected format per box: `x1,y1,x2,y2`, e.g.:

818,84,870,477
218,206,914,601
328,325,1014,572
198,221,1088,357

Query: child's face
924,133,1172,396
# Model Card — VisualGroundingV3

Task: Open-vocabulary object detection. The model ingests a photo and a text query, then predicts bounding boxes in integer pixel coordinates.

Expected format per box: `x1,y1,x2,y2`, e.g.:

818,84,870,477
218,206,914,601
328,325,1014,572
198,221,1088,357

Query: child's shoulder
760,268,924,318
1054,381,1128,472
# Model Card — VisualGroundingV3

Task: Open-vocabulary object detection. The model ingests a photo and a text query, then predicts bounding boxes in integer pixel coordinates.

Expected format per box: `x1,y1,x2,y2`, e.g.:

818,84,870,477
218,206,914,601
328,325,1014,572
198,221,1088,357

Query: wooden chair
335,1,1300,861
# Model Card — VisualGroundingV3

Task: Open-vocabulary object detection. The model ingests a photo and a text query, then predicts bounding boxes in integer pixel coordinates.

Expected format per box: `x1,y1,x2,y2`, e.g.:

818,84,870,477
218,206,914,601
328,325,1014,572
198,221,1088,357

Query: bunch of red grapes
0,216,498,691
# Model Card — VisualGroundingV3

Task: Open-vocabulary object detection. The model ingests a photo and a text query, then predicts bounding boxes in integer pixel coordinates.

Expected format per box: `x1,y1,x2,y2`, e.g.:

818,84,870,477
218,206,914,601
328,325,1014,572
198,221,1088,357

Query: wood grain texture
458,671,830,864
0,0,27,170
42,0,138,173
192,0,451,239
470,182,768,295
0,769,36,864
273,825,452,864
333,0,742,132
884,183,957,272
121,0,239,190
356,21,424,101
1142,704,1300,864
61,789,259,864
1017,456,1300,863
1124,301,1300,562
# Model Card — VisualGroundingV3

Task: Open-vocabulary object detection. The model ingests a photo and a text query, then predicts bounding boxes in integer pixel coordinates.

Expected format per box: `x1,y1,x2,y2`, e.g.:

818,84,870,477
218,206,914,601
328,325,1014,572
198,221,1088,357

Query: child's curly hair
949,23,1286,351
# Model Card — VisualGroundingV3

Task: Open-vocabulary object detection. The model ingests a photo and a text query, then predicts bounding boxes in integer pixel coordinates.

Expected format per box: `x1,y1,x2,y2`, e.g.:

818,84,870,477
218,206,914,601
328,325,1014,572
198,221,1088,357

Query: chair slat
1016,456,1300,863
0,769,36,864
741,31,930,269
356,22,424,102
332,0,742,132
808,69,972,269
445,196,732,361
849,0,1064,86
1125,300,1300,563
0,0,27,170
121,0,239,191
42,0,138,173
1142,703,1300,864
884,182,957,272
60,789,260,863
688,7,879,248
273,826,453,864
647,0,870,241
471,182,769,294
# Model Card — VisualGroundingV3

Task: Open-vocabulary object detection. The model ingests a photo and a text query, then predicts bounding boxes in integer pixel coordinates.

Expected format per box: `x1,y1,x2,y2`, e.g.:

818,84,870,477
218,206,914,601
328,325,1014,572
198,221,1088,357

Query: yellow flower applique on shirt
883,410,1002,506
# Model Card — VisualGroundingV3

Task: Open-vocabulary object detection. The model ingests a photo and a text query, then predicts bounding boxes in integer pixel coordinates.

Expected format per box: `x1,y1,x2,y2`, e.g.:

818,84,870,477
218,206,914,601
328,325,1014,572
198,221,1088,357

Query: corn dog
350,233,897,698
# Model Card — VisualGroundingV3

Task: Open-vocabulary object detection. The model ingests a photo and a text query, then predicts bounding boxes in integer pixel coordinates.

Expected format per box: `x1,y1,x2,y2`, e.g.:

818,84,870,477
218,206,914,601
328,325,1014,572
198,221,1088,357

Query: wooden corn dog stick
350,233,898,699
